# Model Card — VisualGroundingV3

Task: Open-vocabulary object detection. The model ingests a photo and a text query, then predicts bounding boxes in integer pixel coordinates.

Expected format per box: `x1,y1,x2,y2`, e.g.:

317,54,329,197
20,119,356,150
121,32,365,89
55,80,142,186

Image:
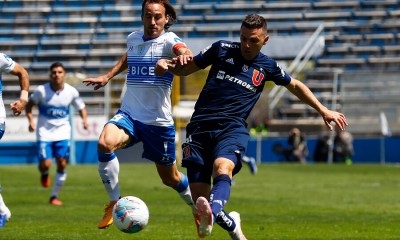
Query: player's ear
263,34,269,45
165,14,170,24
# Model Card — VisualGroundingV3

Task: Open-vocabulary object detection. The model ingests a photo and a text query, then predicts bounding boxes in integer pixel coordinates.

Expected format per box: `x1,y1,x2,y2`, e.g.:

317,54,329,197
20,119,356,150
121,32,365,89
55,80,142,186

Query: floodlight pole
256,133,262,164
380,137,385,164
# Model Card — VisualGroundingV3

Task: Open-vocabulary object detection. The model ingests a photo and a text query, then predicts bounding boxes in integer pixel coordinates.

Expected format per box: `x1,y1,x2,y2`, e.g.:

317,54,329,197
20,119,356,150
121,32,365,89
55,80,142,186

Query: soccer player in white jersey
0,52,30,222
83,0,197,230
26,62,88,206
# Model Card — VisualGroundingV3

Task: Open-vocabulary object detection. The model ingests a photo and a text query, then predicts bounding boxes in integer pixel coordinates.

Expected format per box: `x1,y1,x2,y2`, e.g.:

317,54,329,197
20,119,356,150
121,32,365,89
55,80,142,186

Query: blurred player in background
241,155,257,174
156,13,348,239
26,62,88,206
0,52,30,221
83,0,196,229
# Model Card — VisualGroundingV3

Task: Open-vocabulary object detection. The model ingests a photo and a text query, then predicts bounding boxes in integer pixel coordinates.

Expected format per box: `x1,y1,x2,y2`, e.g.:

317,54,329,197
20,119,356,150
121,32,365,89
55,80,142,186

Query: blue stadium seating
0,0,399,134
1,0,398,72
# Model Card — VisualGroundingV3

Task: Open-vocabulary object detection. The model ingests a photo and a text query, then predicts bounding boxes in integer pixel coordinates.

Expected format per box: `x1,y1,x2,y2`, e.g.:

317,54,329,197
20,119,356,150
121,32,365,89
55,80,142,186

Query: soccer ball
112,196,149,233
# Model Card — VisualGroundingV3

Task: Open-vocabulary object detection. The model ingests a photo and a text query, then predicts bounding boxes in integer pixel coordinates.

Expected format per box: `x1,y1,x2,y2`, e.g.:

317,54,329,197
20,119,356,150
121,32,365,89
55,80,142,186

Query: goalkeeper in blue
156,13,348,239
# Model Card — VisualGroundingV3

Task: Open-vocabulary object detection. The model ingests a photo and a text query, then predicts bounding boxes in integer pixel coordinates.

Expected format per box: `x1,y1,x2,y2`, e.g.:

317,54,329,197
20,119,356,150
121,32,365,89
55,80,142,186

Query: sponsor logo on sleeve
174,37,183,43
277,63,285,77
202,45,212,54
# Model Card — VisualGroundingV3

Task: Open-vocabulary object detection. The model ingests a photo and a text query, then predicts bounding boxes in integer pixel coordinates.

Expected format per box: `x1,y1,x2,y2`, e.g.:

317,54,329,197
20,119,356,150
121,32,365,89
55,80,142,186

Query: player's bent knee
97,140,114,152
97,134,122,152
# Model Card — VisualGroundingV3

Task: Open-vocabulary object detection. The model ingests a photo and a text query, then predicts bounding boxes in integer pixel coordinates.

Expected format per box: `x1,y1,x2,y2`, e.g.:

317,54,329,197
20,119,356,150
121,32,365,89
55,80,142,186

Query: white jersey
0,53,16,123
121,30,186,126
30,82,85,142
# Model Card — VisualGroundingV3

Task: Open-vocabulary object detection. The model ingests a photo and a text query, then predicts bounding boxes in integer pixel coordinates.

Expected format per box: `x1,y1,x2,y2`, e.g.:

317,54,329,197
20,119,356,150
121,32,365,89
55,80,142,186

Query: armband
20,90,29,102
172,43,187,55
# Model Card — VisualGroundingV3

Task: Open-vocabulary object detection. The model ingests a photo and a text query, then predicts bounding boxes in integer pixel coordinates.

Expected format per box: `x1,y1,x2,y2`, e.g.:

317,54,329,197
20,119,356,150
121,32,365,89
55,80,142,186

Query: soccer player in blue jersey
156,13,348,239
26,62,88,206
83,0,196,229
0,52,30,222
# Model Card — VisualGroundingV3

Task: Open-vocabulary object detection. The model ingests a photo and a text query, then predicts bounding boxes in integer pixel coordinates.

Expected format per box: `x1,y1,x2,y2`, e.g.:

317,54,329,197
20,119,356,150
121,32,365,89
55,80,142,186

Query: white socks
179,186,196,213
51,171,67,198
98,158,120,201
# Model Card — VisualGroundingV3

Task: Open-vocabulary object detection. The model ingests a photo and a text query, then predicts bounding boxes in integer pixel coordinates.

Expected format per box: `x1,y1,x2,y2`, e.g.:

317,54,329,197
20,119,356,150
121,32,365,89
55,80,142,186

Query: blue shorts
181,120,248,184
0,121,5,140
37,140,70,161
108,110,176,166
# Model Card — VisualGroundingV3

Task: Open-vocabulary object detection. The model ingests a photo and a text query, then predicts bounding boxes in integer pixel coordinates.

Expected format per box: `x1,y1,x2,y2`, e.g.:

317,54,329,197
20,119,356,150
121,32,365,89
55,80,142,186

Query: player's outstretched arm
82,75,110,91
285,78,348,131
83,52,128,90
9,62,30,116
155,57,200,77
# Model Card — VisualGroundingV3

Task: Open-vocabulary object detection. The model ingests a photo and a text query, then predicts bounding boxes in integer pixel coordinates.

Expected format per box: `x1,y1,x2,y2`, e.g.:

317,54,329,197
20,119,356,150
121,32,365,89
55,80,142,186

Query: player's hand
322,110,348,131
155,59,176,76
174,55,192,66
28,122,36,132
82,120,89,130
10,99,27,116
83,76,109,90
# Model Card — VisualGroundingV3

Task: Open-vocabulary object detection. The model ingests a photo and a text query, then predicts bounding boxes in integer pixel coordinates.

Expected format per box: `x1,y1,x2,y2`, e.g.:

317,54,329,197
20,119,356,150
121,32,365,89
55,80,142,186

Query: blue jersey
191,40,291,125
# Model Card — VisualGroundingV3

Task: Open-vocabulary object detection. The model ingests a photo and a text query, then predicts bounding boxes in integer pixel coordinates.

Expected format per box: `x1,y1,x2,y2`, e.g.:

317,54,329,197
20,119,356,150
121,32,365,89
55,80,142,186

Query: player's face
142,3,169,39
240,26,269,60
49,66,65,85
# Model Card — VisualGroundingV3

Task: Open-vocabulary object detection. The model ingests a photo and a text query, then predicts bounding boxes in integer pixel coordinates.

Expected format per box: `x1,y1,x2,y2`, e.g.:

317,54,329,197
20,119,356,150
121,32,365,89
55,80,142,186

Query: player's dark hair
49,62,65,71
241,14,267,32
141,0,177,30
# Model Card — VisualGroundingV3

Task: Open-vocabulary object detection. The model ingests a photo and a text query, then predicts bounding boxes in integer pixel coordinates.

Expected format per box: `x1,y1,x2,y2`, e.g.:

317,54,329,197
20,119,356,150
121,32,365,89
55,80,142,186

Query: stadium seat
1,0,399,133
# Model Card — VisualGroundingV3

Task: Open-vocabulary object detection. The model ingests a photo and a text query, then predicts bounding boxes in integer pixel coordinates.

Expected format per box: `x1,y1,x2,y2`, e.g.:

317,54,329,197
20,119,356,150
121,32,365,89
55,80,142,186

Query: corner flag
379,112,391,137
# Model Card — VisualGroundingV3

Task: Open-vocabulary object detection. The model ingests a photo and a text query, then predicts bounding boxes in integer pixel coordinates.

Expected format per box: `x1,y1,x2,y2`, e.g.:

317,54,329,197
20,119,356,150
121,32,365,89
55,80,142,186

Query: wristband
20,90,29,102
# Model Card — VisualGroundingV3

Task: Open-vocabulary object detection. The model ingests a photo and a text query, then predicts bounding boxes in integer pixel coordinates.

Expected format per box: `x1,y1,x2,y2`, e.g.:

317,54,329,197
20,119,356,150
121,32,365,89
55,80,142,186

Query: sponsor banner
2,115,107,142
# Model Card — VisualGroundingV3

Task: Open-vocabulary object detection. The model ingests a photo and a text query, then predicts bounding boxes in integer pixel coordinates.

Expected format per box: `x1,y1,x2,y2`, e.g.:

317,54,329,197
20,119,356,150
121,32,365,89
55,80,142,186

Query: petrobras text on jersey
128,65,155,76
217,70,256,93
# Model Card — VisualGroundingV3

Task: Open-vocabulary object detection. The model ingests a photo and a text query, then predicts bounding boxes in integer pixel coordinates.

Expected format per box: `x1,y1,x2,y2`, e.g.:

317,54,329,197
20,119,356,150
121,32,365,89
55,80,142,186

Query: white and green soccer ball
112,196,149,233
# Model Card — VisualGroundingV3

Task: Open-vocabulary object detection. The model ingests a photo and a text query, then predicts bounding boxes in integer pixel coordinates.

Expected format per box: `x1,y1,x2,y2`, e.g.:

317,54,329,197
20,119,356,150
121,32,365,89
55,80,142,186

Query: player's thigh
37,141,54,161
53,140,70,158
98,123,132,151
140,123,176,165
214,125,249,176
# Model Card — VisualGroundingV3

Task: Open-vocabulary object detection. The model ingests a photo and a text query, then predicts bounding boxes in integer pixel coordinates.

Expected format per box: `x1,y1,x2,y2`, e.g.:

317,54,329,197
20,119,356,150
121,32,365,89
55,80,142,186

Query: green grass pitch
0,163,399,239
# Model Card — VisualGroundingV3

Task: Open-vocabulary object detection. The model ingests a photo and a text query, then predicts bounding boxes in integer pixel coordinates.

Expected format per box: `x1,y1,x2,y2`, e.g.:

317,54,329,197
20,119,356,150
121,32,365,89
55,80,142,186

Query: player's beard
145,27,163,39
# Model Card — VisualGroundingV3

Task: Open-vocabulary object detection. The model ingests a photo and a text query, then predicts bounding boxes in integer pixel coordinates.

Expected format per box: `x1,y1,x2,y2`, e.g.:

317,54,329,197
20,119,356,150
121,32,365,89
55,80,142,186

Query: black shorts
181,120,248,184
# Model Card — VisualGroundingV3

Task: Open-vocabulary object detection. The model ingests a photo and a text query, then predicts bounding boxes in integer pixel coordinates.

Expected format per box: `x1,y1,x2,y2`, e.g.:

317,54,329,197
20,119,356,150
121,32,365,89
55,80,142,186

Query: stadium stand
0,0,399,135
